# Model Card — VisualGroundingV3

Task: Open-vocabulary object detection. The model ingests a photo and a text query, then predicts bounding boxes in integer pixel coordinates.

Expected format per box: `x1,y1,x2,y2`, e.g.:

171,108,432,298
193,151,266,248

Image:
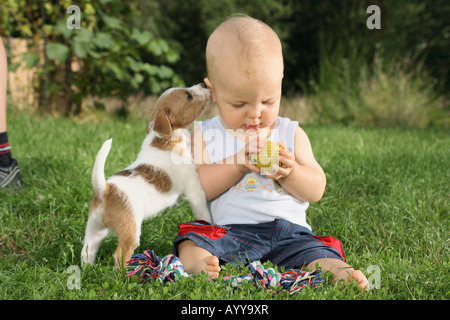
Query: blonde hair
206,15,283,80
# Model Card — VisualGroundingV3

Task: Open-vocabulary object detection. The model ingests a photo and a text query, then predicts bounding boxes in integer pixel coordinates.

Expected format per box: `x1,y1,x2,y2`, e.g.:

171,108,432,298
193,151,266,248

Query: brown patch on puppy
150,136,175,151
101,183,138,268
88,194,101,215
115,165,172,193
116,169,132,177
150,132,184,151
133,164,172,193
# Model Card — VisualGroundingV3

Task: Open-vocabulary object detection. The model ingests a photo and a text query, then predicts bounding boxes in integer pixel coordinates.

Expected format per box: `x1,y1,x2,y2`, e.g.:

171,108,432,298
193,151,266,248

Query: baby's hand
234,134,264,174
265,143,295,180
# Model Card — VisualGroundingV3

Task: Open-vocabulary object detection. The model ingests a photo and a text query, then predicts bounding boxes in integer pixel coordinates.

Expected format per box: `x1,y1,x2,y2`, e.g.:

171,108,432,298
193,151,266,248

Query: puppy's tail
92,138,112,197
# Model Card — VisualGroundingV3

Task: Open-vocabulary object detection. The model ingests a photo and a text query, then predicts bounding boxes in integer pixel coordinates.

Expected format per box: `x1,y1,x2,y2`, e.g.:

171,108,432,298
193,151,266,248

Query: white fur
91,138,112,196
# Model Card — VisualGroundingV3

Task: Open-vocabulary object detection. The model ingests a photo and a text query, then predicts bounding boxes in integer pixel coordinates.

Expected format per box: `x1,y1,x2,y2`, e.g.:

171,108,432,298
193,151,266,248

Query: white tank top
200,116,311,230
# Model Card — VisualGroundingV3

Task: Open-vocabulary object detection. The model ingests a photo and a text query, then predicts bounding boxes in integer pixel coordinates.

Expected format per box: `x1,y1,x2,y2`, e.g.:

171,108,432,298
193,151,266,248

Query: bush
1,0,183,115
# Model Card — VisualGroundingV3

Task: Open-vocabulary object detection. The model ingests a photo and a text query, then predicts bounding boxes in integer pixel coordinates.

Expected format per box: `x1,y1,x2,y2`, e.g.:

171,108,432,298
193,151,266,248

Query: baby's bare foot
192,255,221,277
352,270,368,290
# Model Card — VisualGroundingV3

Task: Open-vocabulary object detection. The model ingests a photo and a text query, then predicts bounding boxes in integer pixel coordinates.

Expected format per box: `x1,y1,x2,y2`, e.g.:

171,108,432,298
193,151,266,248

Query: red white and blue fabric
127,250,323,294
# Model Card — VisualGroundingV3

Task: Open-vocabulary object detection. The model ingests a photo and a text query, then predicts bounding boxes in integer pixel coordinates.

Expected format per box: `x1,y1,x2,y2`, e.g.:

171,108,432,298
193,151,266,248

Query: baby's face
206,55,283,133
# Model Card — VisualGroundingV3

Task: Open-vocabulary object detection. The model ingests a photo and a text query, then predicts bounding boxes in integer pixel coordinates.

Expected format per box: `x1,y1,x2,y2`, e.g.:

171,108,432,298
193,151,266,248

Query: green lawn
0,110,448,300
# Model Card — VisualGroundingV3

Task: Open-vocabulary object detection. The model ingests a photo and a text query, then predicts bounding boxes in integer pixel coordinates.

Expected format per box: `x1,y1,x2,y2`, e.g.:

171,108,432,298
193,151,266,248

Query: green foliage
294,1,449,128
1,0,183,114
1,0,448,126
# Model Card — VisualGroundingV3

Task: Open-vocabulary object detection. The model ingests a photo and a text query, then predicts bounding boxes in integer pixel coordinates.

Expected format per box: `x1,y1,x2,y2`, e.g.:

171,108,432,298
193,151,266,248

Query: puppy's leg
100,184,140,269
113,221,140,269
183,170,211,222
81,211,109,265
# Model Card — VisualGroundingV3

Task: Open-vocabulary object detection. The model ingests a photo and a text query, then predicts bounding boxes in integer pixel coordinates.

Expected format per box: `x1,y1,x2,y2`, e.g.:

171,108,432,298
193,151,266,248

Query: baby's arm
191,126,261,201
197,162,244,201
274,127,326,203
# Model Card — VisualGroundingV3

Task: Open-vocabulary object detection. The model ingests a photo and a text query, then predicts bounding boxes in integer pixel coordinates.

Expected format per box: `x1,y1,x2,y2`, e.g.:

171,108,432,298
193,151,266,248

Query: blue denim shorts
173,219,345,270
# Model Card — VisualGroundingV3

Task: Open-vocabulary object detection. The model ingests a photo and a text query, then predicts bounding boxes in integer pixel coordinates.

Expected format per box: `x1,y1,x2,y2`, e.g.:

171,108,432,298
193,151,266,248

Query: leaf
131,73,144,88
125,56,141,72
45,43,69,63
85,3,96,15
55,19,72,39
93,32,114,49
141,63,158,76
131,28,153,46
73,28,93,43
101,14,123,30
22,24,32,37
147,39,169,56
86,48,101,59
150,78,161,93
166,48,180,64
23,52,39,68
73,40,88,58
106,61,125,80
44,3,53,15
89,289,96,299
157,65,174,79
8,62,21,73
72,29,93,58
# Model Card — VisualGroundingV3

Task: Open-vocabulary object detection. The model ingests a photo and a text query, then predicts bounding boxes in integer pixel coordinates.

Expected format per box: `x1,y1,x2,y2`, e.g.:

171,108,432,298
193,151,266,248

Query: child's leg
305,258,367,290
178,240,221,277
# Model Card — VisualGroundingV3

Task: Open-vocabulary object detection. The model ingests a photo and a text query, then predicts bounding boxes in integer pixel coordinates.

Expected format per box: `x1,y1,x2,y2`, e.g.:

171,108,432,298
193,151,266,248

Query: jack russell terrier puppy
81,83,211,269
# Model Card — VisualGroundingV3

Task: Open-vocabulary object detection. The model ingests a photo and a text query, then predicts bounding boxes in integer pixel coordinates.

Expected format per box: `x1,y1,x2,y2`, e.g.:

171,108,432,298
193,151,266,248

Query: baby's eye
263,100,275,105
231,103,245,108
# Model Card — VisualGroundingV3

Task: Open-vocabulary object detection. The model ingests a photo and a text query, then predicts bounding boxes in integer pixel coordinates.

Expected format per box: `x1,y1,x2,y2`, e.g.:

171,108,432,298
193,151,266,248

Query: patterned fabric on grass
127,250,323,294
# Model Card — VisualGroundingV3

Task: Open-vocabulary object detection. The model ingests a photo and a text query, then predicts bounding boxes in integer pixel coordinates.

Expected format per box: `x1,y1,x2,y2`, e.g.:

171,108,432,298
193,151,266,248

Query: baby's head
204,15,284,132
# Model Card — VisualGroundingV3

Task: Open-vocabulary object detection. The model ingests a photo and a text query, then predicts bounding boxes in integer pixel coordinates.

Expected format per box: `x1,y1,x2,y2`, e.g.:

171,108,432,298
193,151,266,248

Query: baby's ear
203,77,212,88
204,78,216,102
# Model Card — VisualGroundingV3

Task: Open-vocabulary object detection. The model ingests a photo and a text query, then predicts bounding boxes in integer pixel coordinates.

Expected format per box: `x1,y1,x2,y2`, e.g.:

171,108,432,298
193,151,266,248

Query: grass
0,107,448,301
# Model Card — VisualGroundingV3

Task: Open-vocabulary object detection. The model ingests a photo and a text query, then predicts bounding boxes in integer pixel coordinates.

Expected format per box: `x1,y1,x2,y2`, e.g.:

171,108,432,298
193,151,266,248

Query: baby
174,15,367,289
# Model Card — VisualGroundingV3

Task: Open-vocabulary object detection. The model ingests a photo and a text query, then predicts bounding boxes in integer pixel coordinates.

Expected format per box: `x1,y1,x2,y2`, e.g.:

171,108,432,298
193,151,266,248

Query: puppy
81,84,211,268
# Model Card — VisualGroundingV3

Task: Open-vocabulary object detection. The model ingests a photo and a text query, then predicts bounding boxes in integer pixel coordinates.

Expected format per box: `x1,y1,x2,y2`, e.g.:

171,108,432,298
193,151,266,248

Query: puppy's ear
153,108,172,136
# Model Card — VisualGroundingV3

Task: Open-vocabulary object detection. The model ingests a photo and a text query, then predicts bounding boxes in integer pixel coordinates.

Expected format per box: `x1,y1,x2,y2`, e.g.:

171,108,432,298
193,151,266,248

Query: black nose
200,83,207,88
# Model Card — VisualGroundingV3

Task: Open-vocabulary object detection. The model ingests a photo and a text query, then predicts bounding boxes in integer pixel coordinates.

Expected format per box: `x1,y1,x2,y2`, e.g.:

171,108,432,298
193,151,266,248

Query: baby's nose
248,105,262,118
